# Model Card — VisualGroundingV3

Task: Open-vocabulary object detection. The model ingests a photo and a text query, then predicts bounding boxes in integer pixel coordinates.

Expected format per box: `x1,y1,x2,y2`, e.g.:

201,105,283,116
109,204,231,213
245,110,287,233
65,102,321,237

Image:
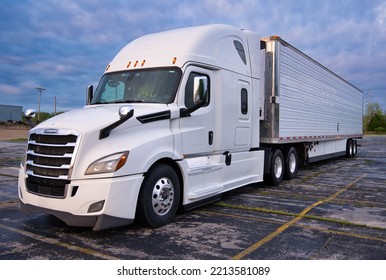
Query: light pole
35,87,45,122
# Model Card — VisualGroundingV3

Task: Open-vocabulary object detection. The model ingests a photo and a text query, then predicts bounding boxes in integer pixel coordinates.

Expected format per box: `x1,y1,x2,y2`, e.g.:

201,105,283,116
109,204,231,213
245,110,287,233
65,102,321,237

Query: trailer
18,24,362,230
259,36,362,184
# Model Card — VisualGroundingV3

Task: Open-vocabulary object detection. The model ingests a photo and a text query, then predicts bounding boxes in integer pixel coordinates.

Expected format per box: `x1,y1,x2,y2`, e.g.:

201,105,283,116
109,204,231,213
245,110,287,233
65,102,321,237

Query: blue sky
1,0,385,113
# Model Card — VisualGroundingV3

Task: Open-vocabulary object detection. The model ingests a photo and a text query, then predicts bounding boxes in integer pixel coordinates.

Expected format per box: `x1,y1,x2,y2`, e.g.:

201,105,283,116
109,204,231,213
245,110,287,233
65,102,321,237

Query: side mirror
24,109,37,128
119,105,133,119
180,76,209,118
25,109,36,119
87,85,93,105
193,76,208,105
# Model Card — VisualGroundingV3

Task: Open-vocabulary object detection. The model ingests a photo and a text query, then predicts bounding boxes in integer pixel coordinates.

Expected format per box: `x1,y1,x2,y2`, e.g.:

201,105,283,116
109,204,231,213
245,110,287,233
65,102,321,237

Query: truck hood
33,104,172,134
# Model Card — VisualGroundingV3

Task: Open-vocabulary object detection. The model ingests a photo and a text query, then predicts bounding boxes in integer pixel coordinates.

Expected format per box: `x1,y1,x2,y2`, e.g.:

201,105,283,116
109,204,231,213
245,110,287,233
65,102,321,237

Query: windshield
91,68,181,104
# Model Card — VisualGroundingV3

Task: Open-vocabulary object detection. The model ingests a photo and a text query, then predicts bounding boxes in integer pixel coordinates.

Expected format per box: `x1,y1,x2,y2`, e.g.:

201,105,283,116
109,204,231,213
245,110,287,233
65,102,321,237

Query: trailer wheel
137,164,180,227
346,139,354,158
353,140,358,156
285,147,298,180
268,149,284,186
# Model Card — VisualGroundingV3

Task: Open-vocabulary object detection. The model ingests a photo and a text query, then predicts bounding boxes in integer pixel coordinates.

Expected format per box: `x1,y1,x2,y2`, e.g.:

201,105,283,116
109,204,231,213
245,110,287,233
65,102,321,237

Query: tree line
363,103,386,133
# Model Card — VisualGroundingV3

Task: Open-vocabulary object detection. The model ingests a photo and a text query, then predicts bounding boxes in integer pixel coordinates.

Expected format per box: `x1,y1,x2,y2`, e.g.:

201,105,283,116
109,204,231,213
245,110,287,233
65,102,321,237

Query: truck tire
285,147,298,180
137,164,180,227
346,139,353,158
268,149,284,186
353,140,358,156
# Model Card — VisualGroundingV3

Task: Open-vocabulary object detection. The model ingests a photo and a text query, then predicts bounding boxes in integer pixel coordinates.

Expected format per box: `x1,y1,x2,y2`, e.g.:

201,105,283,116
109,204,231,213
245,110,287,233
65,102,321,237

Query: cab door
178,66,215,156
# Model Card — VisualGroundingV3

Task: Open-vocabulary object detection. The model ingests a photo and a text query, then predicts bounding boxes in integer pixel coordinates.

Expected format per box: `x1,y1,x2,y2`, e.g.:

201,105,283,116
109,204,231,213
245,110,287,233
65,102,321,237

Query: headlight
85,151,129,175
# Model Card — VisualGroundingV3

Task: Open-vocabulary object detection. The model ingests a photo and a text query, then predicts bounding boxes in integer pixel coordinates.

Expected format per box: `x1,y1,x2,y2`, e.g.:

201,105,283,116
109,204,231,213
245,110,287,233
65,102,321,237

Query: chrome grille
25,130,79,198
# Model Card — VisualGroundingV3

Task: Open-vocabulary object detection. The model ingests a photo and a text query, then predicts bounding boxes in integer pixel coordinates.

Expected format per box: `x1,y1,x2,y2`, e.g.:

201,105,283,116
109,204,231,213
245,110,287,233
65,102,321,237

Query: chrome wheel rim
152,177,174,216
289,153,297,173
274,156,283,179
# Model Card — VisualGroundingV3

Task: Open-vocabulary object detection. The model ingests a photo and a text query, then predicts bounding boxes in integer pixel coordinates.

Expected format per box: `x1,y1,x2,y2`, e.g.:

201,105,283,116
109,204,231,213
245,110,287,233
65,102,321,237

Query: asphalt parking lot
0,136,385,260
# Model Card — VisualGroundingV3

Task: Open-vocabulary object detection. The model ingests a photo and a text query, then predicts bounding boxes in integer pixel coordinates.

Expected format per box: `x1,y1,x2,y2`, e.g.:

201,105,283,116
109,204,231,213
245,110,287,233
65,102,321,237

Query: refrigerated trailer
259,35,362,184
19,24,363,230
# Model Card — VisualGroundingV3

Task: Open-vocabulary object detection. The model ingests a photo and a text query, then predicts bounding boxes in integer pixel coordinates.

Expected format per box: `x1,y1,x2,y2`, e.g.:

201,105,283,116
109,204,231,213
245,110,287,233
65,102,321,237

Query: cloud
0,83,21,95
375,1,386,27
0,0,386,112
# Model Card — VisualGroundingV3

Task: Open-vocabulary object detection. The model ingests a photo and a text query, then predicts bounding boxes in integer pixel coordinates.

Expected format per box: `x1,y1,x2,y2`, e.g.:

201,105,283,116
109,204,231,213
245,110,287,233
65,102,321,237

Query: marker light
85,152,129,175
141,60,146,66
126,61,131,68
105,64,110,71
134,61,138,67
172,57,177,64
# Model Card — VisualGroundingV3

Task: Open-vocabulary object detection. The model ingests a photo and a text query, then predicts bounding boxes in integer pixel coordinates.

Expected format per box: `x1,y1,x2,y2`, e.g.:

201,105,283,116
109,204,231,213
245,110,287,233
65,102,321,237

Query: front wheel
137,164,180,228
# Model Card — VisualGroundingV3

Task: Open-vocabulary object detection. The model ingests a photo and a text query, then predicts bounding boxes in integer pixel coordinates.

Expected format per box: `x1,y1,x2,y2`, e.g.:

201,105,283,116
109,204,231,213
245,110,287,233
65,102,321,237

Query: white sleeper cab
19,24,362,230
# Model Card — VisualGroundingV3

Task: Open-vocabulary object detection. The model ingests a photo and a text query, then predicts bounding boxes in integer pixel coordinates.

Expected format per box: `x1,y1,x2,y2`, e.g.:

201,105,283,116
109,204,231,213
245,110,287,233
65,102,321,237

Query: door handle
208,131,213,145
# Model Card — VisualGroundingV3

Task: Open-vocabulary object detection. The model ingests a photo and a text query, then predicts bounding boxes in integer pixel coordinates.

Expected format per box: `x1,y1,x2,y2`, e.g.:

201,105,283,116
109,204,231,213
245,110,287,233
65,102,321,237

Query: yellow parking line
201,210,386,243
255,191,385,208
0,223,119,260
200,210,285,225
232,174,368,260
215,201,384,231
0,200,18,207
0,173,18,178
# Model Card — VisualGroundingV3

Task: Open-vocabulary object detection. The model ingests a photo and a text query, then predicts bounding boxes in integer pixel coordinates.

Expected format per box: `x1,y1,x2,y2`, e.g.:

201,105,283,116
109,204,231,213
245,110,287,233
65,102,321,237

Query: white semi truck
19,24,363,230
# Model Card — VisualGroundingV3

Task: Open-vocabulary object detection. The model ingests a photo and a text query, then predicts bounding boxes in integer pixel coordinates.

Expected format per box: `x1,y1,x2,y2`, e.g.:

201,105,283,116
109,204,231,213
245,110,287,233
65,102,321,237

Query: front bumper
20,202,133,231
18,170,144,231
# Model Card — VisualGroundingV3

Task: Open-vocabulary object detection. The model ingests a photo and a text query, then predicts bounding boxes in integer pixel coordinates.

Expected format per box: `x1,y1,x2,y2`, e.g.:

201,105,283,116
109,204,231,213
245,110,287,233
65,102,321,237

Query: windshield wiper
92,100,108,105
114,99,145,104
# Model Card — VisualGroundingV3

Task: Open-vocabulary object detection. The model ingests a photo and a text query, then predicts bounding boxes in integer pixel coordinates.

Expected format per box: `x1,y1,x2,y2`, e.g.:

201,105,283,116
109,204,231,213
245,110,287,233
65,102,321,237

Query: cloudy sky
1,0,385,113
